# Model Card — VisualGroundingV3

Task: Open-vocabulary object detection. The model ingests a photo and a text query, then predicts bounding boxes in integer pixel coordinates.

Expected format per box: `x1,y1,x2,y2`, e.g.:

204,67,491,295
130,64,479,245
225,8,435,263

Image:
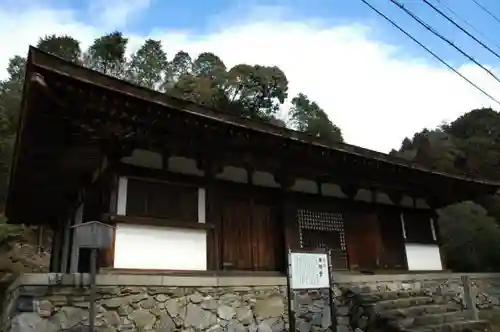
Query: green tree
225,64,288,120
127,39,168,90
442,108,500,141
438,202,500,272
37,35,82,63
0,56,25,130
167,52,229,109
393,108,500,272
85,31,128,77
289,93,343,144
192,52,226,78
442,109,500,180
0,56,26,207
163,51,193,90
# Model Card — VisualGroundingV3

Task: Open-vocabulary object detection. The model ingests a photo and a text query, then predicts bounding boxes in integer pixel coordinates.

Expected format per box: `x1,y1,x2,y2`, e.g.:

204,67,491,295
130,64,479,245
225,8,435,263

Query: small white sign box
289,251,330,290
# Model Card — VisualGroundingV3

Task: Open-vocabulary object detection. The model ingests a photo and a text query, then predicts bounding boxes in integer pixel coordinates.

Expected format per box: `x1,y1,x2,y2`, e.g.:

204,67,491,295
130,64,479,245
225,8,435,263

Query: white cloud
0,2,499,153
87,0,151,30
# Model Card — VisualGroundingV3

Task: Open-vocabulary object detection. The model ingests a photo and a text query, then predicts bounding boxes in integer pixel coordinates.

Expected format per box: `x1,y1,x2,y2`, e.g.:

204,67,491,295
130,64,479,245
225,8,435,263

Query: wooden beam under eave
277,171,300,253
59,145,102,170
387,190,404,206
196,157,224,271
340,184,358,200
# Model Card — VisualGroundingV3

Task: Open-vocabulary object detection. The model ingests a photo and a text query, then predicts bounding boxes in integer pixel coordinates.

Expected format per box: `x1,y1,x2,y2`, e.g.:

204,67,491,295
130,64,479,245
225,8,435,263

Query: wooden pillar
199,158,223,271
427,196,448,271
387,190,409,270
431,209,447,271
276,173,298,252
60,216,72,273
340,185,358,271
49,220,64,273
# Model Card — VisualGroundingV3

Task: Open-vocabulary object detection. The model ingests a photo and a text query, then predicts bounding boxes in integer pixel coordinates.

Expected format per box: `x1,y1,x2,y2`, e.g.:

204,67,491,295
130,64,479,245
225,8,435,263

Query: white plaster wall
291,178,318,194
121,149,163,169
375,191,393,205
354,189,372,202
415,198,430,209
401,195,414,207
117,177,128,215
253,171,280,188
114,223,207,270
321,183,346,198
198,188,206,223
404,244,443,271
169,156,204,176
216,166,247,183
116,150,433,209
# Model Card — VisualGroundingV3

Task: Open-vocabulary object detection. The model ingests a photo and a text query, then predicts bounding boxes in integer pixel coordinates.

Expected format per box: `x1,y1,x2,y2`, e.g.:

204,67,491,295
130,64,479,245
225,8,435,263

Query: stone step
406,319,491,332
370,297,435,311
379,303,461,320
391,311,467,330
411,311,468,327
358,290,427,303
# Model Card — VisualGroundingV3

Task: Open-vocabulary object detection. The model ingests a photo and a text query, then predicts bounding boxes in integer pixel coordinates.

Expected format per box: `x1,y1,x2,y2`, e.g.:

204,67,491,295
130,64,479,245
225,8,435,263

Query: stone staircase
349,289,492,332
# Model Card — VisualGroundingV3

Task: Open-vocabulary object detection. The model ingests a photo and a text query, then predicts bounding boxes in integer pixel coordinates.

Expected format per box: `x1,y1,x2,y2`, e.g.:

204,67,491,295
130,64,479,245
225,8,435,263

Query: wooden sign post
72,221,115,332
288,248,335,331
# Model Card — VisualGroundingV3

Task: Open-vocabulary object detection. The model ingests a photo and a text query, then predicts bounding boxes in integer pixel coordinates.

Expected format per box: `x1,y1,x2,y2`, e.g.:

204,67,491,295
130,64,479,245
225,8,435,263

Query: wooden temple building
5,46,500,275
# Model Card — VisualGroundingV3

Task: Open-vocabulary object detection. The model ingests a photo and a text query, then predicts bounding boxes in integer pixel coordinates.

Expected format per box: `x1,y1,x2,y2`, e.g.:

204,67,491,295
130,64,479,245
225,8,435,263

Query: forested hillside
391,108,500,271
0,31,499,273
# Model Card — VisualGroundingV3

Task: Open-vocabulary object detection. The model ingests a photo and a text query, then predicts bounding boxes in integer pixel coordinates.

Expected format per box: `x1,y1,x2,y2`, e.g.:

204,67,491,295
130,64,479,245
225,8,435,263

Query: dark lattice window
297,209,348,270
403,212,436,244
126,179,198,222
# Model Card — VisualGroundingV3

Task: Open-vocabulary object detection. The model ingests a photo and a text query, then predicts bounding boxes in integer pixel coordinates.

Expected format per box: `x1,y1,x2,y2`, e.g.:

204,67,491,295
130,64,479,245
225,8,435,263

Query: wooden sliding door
221,195,283,271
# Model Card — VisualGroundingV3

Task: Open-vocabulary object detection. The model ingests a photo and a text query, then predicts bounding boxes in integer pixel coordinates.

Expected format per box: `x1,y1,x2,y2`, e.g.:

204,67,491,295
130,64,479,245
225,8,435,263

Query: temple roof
5,46,500,224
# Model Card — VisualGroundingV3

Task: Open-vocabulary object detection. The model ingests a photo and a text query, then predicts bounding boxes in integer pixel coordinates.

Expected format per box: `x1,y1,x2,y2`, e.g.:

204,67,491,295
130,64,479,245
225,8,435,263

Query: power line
389,0,500,87
433,0,500,55
357,0,500,106
470,0,500,26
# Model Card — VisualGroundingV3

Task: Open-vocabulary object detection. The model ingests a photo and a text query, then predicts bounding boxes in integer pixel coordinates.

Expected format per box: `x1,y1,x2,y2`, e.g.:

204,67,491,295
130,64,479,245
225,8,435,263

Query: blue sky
33,0,500,66
93,0,500,63
2,0,500,152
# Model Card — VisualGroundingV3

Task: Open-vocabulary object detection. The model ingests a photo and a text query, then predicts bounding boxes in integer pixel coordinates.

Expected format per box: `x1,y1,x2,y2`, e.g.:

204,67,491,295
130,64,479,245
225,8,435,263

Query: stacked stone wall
2,274,288,332
3,273,500,332
293,273,500,332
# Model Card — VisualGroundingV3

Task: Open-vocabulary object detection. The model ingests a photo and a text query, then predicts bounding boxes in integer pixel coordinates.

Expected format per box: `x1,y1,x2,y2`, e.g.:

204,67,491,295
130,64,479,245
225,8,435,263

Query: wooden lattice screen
297,209,348,270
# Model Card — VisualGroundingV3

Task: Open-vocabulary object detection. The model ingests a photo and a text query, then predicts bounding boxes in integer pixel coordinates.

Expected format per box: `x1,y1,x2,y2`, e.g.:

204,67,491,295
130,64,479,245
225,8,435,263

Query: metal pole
461,275,479,321
327,249,337,332
287,249,296,332
89,248,97,332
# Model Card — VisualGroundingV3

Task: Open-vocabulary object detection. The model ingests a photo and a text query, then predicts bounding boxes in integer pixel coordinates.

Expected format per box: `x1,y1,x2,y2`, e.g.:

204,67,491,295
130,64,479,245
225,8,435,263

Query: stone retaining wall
292,273,500,332
2,274,288,332
4,272,500,332
332,273,500,309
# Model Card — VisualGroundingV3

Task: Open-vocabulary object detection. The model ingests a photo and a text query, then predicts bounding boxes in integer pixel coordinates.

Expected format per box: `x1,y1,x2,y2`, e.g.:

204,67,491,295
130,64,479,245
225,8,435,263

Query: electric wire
389,0,500,87
470,0,500,26
426,0,500,59
435,0,500,53
357,0,500,106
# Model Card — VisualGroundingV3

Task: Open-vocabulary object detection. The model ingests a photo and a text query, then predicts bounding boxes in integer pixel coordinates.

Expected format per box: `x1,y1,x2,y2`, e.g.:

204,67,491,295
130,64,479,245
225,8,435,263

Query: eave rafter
28,68,500,207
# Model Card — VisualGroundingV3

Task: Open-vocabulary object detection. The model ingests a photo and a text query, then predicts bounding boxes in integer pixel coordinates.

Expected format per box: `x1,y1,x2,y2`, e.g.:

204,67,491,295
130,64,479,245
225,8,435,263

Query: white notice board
289,251,330,290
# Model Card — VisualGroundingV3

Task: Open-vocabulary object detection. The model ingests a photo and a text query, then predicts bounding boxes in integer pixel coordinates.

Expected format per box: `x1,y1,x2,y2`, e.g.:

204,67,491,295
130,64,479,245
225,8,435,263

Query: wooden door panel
345,212,381,271
222,201,253,270
252,204,281,271
221,194,283,272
